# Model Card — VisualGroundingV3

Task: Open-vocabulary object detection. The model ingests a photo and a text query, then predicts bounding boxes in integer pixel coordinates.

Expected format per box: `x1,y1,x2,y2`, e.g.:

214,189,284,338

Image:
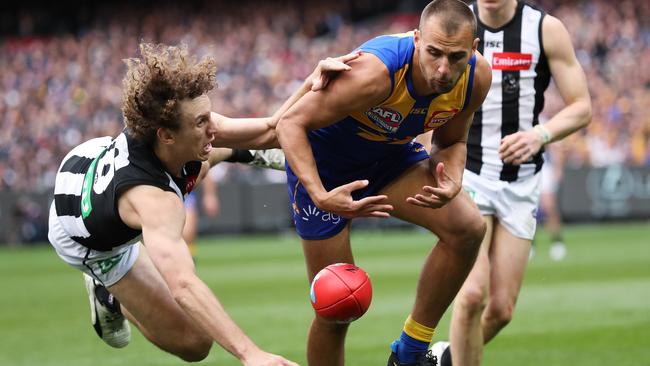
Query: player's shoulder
472,51,492,93
358,31,414,73
540,13,574,59
541,13,567,35
520,0,547,14
360,32,413,47
329,51,391,102
528,0,565,40
117,183,184,230
461,51,492,112
121,184,183,213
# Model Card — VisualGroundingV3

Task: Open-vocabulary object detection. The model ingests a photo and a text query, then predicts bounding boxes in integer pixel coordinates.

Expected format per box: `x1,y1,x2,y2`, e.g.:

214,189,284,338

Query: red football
309,263,372,322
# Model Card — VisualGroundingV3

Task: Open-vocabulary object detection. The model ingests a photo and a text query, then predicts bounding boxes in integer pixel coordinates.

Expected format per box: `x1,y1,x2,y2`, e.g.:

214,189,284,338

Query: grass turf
0,222,648,365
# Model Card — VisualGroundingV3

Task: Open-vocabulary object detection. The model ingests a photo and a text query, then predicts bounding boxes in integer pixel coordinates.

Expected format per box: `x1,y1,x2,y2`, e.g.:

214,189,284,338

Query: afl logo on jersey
366,106,404,133
425,108,459,129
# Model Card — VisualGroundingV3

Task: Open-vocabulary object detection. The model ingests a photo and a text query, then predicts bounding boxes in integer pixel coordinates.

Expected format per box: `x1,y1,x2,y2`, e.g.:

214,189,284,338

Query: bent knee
464,219,487,246
484,300,515,328
444,218,486,255
456,285,487,315
173,334,212,362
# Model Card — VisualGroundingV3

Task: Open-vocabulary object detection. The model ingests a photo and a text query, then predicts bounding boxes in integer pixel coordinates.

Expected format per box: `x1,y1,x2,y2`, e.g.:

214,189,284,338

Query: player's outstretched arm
277,53,395,219
210,52,361,150
499,15,591,165
409,52,492,209
120,186,298,366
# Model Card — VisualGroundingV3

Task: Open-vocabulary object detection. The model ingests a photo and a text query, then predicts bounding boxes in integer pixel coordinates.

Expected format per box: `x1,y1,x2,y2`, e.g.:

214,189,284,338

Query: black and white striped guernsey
52,129,201,251
466,1,551,182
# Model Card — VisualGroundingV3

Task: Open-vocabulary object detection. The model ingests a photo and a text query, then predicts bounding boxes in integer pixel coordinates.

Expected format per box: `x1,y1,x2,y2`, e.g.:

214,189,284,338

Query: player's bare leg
448,216,494,366
445,221,530,366
380,160,486,360
540,190,562,240
481,224,531,342
540,190,566,260
108,244,212,362
301,225,354,366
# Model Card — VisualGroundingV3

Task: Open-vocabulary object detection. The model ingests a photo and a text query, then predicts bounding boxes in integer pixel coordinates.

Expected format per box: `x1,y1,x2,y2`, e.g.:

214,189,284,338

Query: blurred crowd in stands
1,0,649,193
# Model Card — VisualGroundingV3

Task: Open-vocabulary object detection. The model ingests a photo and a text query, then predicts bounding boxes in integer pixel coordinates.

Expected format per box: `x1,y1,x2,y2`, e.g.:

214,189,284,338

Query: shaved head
412,0,479,95
420,0,477,38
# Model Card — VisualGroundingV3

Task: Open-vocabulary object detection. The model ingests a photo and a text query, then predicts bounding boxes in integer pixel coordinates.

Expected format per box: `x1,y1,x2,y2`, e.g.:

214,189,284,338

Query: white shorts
540,160,558,194
47,203,140,287
462,170,541,240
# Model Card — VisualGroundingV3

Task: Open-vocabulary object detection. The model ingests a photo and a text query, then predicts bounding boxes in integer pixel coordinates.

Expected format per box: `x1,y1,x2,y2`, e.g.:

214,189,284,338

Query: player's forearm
542,97,592,143
171,274,260,360
276,119,327,202
269,73,318,128
145,230,259,361
211,113,278,149
429,142,467,184
207,148,234,168
239,127,279,149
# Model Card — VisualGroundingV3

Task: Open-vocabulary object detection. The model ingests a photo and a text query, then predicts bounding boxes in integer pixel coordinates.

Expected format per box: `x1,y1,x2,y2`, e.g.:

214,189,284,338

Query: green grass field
1,222,648,366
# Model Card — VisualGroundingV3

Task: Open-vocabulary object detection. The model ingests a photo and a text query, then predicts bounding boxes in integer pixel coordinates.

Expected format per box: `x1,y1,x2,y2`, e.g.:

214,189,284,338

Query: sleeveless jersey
52,130,201,251
466,1,551,182
308,31,476,167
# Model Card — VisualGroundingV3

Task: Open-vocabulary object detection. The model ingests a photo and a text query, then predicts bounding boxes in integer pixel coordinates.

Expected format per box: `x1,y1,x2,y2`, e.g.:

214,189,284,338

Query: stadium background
0,0,648,365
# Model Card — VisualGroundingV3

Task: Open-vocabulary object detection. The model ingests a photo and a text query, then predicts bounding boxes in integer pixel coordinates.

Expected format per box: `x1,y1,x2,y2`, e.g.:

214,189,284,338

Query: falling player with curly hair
48,42,357,365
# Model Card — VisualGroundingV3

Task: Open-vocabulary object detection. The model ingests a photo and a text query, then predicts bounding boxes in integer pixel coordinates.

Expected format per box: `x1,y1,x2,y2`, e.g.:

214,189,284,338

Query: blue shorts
286,141,429,240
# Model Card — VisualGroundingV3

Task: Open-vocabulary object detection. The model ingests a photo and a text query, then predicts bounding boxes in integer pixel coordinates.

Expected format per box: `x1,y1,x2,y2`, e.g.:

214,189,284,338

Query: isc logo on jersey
366,106,404,133
425,108,459,130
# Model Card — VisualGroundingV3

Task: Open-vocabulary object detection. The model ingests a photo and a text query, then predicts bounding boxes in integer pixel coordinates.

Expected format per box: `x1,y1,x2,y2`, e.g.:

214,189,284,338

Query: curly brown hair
122,43,217,144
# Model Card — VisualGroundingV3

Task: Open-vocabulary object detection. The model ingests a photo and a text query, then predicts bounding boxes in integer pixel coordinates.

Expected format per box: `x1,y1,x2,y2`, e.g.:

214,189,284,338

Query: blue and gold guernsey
287,32,477,240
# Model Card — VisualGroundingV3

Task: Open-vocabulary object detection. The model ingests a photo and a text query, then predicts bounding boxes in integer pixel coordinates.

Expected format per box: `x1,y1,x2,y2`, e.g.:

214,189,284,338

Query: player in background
539,144,567,261
276,1,492,365
47,42,357,365
424,1,592,365
183,173,219,257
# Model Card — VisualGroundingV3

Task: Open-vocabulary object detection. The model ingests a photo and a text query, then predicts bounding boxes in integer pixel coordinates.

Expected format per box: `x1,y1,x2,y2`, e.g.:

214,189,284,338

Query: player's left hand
310,51,362,91
499,130,543,165
407,162,461,209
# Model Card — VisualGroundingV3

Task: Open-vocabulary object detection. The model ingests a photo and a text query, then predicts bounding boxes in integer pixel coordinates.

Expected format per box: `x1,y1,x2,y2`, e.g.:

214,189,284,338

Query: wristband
225,149,254,163
534,124,551,145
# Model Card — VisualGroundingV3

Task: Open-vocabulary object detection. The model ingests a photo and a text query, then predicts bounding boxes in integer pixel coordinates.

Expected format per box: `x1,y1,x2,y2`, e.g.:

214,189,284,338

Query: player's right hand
314,180,393,219
406,162,461,209
241,350,300,366
310,51,361,91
